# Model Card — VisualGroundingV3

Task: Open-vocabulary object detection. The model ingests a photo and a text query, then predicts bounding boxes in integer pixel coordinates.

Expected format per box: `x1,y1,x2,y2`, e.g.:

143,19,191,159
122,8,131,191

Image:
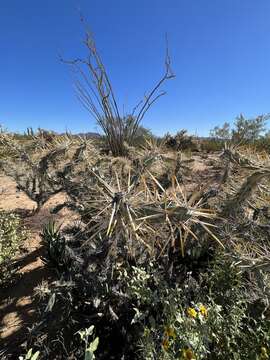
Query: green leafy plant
41,221,67,270
0,210,26,284
77,325,99,360
19,348,40,360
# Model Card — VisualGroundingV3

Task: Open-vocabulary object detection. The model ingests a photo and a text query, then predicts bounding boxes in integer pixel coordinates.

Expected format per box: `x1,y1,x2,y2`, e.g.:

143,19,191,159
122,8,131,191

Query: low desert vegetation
1,31,270,360
1,123,270,359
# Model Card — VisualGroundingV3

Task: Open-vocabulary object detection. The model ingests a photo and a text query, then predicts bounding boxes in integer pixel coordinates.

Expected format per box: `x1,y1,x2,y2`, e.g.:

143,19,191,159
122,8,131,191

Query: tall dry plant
62,28,174,156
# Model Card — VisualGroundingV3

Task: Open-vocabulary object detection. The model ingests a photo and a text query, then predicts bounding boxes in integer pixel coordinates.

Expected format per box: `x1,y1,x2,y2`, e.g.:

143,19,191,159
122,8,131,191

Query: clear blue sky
1,0,270,136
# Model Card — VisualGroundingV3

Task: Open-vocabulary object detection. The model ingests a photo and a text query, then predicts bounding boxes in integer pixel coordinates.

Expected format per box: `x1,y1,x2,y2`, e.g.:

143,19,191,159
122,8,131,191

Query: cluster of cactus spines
219,144,270,216
223,170,270,216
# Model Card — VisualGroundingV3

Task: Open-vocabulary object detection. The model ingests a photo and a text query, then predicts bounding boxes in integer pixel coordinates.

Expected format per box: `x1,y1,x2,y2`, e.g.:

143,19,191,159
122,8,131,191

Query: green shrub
0,211,27,284
200,139,224,152
164,130,199,152
34,251,270,359
134,258,270,360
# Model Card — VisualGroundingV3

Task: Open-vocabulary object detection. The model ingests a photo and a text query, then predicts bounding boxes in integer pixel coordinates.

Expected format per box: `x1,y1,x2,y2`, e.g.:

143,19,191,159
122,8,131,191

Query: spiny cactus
223,170,270,216
41,221,66,268
0,132,96,213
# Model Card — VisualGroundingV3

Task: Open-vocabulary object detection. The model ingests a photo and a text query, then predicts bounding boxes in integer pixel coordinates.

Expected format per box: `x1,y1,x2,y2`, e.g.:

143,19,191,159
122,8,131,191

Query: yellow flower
182,348,196,360
199,304,208,317
162,337,169,351
164,326,176,339
187,307,197,318
260,347,269,359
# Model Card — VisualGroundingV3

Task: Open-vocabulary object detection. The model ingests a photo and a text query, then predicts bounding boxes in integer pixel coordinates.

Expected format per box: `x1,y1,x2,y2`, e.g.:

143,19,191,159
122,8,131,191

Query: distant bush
98,123,157,154
132,124,157,148
200,138,224,152
253,137,270,153
164,130,199,151
194,134,270,154
209,113,270,146
0,211,27,284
